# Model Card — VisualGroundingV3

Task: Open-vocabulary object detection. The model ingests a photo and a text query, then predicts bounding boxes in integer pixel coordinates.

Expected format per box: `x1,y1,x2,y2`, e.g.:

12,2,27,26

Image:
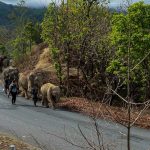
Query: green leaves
107,2,150,100
41,0,111,96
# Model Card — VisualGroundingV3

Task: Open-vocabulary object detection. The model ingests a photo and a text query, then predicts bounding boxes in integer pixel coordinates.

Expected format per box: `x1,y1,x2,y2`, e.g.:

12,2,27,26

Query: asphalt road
0,87,150,150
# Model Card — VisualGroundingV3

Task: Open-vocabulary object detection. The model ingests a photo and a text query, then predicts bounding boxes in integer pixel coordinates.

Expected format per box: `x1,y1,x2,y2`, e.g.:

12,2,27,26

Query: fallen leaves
0,134,39,150
58,97,150,129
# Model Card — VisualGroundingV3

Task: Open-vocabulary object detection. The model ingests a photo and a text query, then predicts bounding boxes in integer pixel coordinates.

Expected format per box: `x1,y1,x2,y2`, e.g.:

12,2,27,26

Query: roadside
0,44,150,133
15,44,150,129
58,97,150,129
0,133,40,150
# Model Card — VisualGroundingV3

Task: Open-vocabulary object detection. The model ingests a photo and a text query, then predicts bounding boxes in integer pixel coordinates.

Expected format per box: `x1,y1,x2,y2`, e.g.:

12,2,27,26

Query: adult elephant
0,56,3,72
2,57,10,69
27,70,51,97
0,56,10,72
3,66,19,81
2,66,19,94
41,83,60,109
19,73,29,99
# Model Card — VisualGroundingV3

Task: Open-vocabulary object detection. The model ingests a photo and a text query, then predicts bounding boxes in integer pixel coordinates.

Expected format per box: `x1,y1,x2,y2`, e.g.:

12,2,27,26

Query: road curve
0,87,150,150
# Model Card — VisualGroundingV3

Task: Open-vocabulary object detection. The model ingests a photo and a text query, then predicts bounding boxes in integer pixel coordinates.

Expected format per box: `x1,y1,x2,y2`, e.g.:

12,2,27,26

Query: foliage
0,44,7,55
0,26,13,45
9,0,43,63
0,1,45,28
42,0,111,97
107,2,150,101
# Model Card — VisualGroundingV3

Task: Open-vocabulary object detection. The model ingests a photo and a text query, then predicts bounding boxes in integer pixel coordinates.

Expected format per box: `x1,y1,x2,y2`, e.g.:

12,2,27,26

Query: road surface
0,87,149,150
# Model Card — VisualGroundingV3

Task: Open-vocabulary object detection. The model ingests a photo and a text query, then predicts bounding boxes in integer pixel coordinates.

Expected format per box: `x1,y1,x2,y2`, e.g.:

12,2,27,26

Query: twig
131,102,150,127
131,50,150,71
78,124,96,150
29,134,47,150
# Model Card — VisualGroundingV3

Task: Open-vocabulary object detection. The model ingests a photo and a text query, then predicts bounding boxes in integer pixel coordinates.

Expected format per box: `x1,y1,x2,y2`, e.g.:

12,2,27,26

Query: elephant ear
28,73,34,80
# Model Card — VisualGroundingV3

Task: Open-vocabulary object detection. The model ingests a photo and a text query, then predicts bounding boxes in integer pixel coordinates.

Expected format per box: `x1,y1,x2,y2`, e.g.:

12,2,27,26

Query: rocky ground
0,133,40,150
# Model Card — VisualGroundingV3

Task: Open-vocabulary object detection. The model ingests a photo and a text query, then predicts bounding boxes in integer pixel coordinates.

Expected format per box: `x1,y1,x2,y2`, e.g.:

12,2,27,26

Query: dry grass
18,44,81,86
0,133,40,150
58,97,150,129
35,48,54,71
17,43,48,73
17,44,59,85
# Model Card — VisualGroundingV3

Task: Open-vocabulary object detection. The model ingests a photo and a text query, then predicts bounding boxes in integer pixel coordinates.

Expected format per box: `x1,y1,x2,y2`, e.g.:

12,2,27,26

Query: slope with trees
0,1,45,28
42,0,111,98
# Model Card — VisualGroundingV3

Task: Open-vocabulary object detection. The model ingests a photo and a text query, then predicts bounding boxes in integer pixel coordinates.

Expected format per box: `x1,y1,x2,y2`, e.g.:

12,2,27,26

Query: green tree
0,43,6,55
107,2,150,101
10,0,43,62
42,0,111,97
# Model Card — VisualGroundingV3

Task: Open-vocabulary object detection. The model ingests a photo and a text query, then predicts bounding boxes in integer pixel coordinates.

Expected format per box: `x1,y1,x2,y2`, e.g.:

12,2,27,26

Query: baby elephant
41,83,60,109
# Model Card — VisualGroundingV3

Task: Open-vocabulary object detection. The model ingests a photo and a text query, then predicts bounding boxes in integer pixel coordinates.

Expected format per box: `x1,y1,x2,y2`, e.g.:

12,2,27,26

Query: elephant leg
45,97,49,108
47,88,55,109
4,88,7,95
41,95,45,106
25,90,29,99
50,95,55,109
0,66,2,73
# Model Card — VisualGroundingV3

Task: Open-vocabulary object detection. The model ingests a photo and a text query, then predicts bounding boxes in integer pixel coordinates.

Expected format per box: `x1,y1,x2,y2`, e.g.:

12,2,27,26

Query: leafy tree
42,0,111,97
0,43,7,55
23,21,34,51
107,2,150,101
10,0,43,63
23,21,42,51
33,23,43,44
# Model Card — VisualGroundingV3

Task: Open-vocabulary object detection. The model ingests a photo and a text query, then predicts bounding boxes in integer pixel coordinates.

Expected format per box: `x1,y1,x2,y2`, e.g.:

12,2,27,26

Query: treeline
0,0,44,62
1,0,150,105
0,1,45,27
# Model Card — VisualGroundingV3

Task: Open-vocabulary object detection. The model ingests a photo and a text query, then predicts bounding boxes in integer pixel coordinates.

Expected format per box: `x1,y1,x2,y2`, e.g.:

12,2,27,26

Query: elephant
3,66,19,80
2,58,9,69
27,70,52,100
27,71,46,94
0,56,10,72
18,73,29,99
0,56,3,72
40,83,60,109
2,66,19,94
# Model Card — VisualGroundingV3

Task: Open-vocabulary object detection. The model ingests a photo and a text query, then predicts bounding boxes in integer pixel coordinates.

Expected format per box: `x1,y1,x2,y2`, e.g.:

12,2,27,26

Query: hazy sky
0,0,150,8
0,0,52,7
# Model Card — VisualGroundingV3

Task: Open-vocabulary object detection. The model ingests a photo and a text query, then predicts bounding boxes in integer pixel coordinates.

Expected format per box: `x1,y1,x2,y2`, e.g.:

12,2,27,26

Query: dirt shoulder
58,97,150,129
0,133,40,150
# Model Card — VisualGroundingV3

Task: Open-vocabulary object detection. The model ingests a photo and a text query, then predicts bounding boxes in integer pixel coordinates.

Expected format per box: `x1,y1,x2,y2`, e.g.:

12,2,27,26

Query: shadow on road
0,104,18,110
18,104,43,108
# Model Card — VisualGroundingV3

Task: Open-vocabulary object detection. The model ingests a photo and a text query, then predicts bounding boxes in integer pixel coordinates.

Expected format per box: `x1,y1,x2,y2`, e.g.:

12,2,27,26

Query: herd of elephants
0,55,60,109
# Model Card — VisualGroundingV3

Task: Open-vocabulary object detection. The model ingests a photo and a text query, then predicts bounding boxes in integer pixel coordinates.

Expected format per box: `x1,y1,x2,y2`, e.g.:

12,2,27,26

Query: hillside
0,1,45,28
17,44,82,95
14,44,150,129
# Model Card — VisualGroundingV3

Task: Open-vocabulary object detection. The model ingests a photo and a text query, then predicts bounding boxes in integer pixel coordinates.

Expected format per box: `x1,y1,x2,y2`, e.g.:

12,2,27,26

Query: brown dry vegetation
58,98,150,129
17,43,48,73
0,133,40,150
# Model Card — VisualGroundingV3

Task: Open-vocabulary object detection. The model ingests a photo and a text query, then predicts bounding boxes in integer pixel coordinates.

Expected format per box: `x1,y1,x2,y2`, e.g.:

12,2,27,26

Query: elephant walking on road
41,83,60,109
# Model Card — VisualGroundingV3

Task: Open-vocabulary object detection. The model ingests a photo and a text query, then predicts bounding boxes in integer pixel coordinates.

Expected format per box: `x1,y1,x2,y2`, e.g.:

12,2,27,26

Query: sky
0,0,150,8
